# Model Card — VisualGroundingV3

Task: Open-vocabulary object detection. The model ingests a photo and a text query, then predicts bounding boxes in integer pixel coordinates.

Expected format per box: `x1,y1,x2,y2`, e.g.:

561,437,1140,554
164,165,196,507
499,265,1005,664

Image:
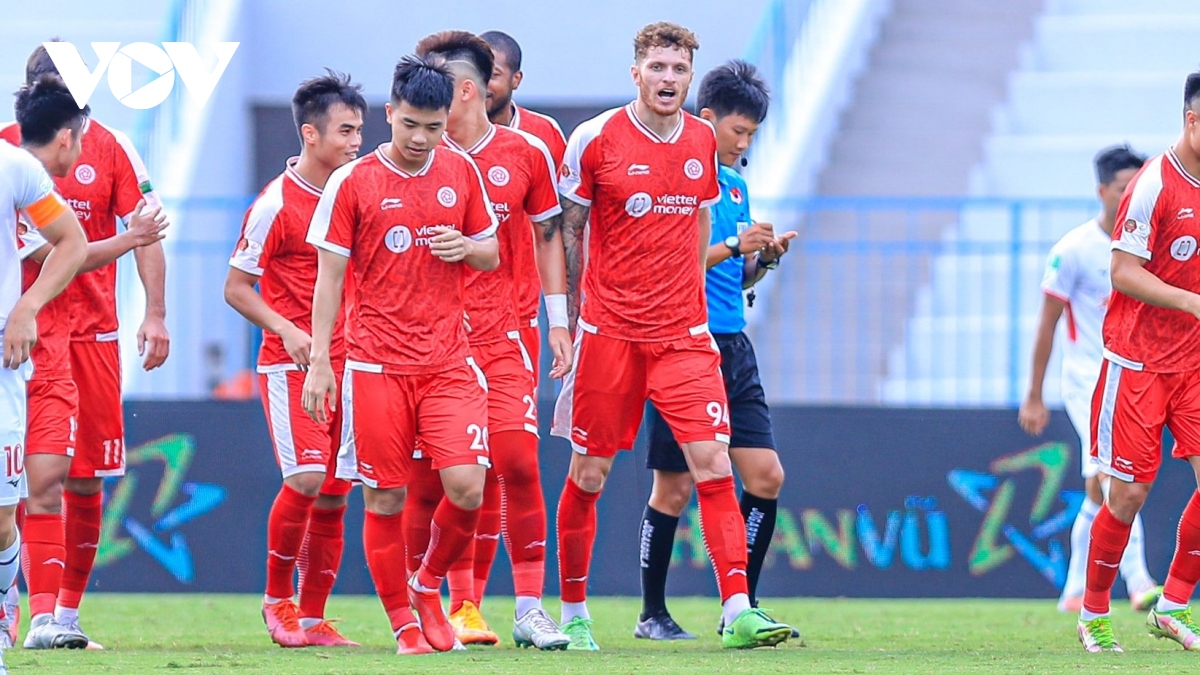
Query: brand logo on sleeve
1123,219,1137,233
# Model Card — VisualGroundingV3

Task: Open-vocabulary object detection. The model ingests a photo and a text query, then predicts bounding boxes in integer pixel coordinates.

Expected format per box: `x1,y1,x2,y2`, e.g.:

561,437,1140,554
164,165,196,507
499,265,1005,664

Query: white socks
561,601,589,623
1063,498,1101,600
515,596,541,618
1119,513,1155,594
0,529,19,601
722,593,751,628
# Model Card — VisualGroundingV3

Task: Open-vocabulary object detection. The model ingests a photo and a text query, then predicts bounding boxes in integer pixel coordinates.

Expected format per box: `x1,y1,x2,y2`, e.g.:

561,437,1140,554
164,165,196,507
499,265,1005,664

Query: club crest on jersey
683,158,704,180
385,225,413,254
625,192,653,218
74,163,96,185
437,187,457,208
487,166,510,187
729,187,744,204
380,197,404,211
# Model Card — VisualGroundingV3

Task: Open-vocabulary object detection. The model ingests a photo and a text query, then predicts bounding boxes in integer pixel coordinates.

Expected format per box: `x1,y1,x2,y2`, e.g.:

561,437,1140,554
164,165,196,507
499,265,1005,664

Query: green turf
3,595,1192,673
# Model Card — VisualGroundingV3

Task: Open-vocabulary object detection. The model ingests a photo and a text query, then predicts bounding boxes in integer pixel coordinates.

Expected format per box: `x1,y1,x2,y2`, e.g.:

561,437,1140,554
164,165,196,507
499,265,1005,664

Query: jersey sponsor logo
380,197,404,211
729,186,743,204
683,158,704,180
492,201,511,223
66,197,93,221
74,163,96,185
234,238,262,258
487,165,510,187
559,163,571,179
627,163,651,176
625,192,653,217
1171,235,1197,262
1123,219,1137,233
1179,207,1195,220
385,225,414,254
437,186,457,208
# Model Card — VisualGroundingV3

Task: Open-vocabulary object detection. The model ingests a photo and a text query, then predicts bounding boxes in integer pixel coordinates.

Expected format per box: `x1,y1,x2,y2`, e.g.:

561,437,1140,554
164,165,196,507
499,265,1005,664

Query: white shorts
1063,387,1099,479
0,359,31,507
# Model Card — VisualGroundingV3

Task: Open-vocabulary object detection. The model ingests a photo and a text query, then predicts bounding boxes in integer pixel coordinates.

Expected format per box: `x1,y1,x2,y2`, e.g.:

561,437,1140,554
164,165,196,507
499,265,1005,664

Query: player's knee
26,481,64,515
744,459,785,499
284,472,324,498
314,492,349,510
684,443,733,483
650,472,693,516
64,476,104,496
1106,480,1151,523
0,508,17,546
364,487,407,516
570,464,607,493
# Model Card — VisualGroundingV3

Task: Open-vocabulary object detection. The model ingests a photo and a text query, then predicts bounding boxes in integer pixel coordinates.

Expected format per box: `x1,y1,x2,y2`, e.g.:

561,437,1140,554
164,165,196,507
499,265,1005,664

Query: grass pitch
4,595,1189,673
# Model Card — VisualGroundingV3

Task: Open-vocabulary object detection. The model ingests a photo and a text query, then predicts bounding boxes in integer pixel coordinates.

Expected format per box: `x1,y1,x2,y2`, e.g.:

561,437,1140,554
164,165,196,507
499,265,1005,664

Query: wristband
546,294,569,328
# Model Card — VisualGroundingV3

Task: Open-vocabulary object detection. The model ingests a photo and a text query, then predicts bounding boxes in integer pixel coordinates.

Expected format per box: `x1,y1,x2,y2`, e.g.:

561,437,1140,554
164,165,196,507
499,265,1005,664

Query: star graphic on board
947,442,1085,588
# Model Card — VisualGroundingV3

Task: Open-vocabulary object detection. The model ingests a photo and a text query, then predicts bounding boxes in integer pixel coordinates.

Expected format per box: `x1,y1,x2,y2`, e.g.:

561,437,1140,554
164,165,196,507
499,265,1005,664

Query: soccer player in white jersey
1019,145,1161,612
0,84,88,672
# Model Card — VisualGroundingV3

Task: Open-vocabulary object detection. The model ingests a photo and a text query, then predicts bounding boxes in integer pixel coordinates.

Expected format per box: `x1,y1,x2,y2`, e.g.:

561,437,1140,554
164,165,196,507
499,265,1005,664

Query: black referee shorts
646,331,776,472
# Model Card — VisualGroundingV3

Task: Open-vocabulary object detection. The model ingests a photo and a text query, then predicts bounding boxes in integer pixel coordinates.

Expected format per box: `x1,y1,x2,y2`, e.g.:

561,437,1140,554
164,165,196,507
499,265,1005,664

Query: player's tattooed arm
560,198,590,332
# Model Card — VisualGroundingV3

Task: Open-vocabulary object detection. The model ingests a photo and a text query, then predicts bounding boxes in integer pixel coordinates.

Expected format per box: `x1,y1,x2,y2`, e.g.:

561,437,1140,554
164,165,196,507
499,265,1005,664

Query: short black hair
390,54,455,111
15,74,88,146
1093,144,1145,185
415,31,494,88
697,59,769,124
480,30,522,72
1186,70,1200,112
292,69,367,140
25,39,61,84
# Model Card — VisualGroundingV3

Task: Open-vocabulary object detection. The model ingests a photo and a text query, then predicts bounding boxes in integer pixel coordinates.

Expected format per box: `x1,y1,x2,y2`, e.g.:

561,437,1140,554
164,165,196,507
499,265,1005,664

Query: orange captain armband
25,191,67,229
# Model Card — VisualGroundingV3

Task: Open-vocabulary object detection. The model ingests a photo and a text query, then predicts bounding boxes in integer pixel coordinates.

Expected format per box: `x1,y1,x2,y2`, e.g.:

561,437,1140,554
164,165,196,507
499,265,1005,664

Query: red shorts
25,378,78,458
70,340,124,478
473,334,538,436
552,327,730,456
337,359,490,490
519,323,540,385
258,368,352,497
1091,360,1200,483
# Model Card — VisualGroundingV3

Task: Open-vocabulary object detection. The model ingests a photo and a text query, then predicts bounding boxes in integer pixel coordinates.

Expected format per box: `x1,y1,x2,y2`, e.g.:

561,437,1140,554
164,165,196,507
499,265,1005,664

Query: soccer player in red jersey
19,44,170,649
0,88,87,675
550,23,792,650
303,54,499,655
1078,71,1200,653
404,31,572,651
224,71,366,649
5,75,166,651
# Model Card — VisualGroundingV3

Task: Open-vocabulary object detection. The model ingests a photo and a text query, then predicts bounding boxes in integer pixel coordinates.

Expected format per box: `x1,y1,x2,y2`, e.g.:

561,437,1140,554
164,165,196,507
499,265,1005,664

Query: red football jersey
559,104,720,340
306,144,498,374
511,105,568,322
230,159,345,369
443,124,561,344
16,224,71,381
0,119,159,342
1104,149,1200,372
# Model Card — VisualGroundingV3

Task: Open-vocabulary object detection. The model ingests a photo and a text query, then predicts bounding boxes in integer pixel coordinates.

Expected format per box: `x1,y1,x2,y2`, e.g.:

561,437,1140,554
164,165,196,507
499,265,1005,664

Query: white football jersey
0,143,64,332
1040,218,1112,397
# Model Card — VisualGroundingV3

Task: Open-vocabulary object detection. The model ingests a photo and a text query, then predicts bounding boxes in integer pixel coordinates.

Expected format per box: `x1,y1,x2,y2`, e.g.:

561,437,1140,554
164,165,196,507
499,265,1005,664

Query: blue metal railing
147,195,1099,403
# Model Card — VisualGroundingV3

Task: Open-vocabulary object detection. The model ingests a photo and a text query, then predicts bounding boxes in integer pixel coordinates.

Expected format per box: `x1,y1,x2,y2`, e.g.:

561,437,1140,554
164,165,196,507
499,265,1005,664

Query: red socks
297,504,345,619
58,491,103,610
1164,490,1200,605
264,484,316,601
470,471,502,605
416,498,480,591
696,476,750,602
1083,504,1132,615
401,461,442,577
492,431,546,599
557,478,600,603
363,510,417,632
24,514,65,618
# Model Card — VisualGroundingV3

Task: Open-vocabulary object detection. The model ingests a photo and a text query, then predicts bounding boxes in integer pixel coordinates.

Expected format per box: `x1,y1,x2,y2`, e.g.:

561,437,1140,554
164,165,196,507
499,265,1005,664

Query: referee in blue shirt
635,60,796,641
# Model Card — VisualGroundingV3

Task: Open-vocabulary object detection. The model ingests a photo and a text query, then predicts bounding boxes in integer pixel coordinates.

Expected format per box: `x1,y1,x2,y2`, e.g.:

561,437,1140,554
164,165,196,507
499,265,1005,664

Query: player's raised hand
281,323,313,367
430,226,468,263
2,304,36,369
126,200,169,248
137,315,170,370
302,359,337,424
547,326,574,379
1018,395,1050,436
